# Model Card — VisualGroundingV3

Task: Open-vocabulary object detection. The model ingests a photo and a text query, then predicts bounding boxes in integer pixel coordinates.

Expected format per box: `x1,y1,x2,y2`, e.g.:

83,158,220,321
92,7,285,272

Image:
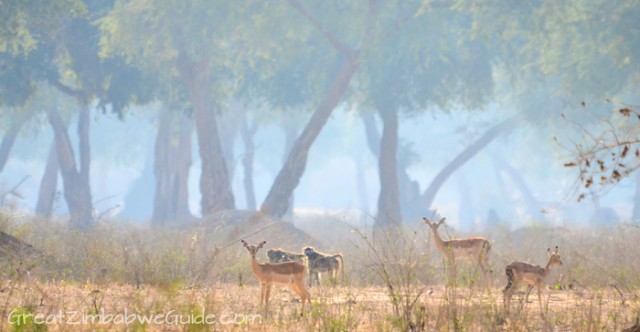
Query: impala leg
503,283,514,312
260,283,266,309
522,285,534,310
291,281,311,309
537,286,543,315
480,254,491,275
265,284,272,309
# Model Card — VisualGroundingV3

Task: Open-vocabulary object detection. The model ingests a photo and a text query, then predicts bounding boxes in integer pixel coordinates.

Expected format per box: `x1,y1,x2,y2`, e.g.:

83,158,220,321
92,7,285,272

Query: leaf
578,193,585,202
564,162,577,167
585,159,590,167
622,145,629,158
612,170,620,180
619,108,632,117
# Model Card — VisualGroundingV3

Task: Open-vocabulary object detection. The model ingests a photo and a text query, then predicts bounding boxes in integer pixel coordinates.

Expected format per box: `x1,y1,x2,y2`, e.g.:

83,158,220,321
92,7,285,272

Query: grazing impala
423,217,492,278
503,246,563,313
241,240,310,311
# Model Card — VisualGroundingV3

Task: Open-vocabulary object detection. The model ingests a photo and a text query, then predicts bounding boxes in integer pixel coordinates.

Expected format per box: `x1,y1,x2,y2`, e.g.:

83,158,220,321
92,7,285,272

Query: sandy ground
0,280,638,331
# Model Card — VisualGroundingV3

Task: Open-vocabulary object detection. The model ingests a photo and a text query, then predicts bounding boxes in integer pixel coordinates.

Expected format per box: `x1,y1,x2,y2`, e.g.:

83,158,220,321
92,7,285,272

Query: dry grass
0,210,639,330
0,282,637,331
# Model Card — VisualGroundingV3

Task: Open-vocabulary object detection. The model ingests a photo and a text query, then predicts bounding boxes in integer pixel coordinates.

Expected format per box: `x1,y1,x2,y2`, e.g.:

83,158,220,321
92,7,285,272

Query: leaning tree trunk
240,113,258,211
260,56,360,218
281,124,298,219
178,57,234,216
152,109,193,225
422,116,519,209
0,117,27,173
455,172,476,230
35,140,61,218
491,153,544,221
376,110,402,226
47,108,94,229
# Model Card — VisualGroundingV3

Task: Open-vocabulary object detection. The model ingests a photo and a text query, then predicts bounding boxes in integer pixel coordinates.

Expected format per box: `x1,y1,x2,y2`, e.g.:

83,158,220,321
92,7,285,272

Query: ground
0,281,637,331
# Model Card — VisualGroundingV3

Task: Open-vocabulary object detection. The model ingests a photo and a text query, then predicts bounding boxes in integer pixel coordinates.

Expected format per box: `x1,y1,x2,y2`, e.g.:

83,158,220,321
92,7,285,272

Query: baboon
303,247,344,286
266,248,306,264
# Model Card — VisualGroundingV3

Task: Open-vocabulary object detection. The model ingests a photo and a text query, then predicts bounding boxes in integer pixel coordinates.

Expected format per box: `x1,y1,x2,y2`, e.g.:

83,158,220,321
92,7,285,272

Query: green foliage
361,1,494,114
0,0,86,55
464,0,640,99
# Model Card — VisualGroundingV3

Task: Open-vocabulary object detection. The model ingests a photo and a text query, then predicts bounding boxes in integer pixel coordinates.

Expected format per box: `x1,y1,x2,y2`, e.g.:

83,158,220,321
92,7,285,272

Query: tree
462,0,640,213
100,1,273,216
354,2,494,225
258,0,378,218
0,0,153,228
152,107,193,225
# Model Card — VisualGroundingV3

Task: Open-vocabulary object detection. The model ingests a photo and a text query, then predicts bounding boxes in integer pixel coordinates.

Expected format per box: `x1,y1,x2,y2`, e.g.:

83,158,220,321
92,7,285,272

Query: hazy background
1,0,638,230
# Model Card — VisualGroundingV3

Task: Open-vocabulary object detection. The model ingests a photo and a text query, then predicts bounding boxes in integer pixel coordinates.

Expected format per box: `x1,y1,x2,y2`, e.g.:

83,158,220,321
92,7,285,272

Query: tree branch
287,0,356,57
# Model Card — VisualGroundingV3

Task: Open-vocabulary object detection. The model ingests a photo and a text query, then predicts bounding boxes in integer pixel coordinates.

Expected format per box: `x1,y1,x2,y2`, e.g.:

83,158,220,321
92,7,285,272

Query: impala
241,240,310,311
423,217,492,278
503,246,563,313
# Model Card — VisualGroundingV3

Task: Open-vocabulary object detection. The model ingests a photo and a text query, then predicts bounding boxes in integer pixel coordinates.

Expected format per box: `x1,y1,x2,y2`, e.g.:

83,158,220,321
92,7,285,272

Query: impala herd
241,216,564,314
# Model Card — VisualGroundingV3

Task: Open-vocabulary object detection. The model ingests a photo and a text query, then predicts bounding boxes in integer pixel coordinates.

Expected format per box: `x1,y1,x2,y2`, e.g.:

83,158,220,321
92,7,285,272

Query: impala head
241,240,266,259
547,246,563,267
423,217,446,231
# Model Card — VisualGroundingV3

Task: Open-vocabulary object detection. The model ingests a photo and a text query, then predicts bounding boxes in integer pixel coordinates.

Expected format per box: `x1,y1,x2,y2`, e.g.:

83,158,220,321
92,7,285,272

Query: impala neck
249,254,262,276
542,258,554,276
431,227,448,252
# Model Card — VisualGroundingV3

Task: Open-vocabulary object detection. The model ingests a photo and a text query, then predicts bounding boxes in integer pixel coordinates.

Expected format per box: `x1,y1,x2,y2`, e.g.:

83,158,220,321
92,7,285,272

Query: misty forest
1,0,639,331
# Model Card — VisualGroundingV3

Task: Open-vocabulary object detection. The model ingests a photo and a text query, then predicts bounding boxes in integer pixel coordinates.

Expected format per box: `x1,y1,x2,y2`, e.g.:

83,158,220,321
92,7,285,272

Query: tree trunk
178,58,234,216
455,172,476,230
491,153,544,221
47,108,94,229
376,110,402,226
218,101,243,182
362,114,380,156
152,109,193,225
281,124,298,219
121,145,154,220
354,152,370,222
633,172,640,222
422,116,519,209
260,56,359,218
35,140,61,218
362,113,422,220
0,118,26,173
240,113,258,211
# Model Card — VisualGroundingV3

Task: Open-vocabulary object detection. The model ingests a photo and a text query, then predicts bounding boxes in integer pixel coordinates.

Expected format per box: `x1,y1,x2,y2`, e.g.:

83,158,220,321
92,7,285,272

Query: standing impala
241,240,310,311
423,217,492,278
503,246,563,313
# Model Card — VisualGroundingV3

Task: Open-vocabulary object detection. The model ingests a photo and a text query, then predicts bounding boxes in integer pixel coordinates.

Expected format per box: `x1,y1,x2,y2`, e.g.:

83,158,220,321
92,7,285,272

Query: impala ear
554,245,559,254
241,239,248,247
258,241,266,249
438,218,446,225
